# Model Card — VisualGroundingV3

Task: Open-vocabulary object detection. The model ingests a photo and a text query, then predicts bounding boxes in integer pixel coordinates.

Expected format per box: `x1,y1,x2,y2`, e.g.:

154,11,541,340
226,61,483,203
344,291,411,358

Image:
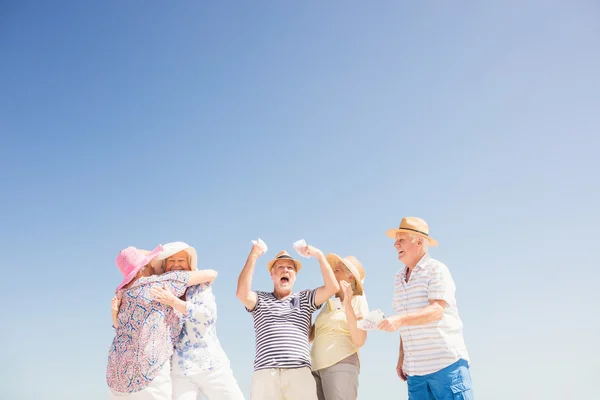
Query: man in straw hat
236,242,339,400
378,217,474,400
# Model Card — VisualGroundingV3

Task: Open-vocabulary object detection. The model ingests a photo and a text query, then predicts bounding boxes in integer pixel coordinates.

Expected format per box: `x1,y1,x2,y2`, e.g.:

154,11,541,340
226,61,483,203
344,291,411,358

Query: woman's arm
341,282,367,348
111,293,122,328
150,285,188,314
187,269,218,286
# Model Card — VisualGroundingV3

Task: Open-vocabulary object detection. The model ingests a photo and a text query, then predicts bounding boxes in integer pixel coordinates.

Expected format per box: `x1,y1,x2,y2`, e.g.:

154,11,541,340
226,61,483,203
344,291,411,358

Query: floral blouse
172,283,229,376
106,271,189,393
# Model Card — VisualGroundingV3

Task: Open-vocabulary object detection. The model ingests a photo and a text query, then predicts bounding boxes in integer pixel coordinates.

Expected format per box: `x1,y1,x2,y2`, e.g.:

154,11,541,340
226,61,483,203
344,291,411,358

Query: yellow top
310,295,369,371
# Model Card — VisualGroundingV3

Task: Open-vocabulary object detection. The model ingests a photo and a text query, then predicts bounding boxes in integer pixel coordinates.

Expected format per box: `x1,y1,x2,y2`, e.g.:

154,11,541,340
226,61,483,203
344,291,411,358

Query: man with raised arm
236,242,339,400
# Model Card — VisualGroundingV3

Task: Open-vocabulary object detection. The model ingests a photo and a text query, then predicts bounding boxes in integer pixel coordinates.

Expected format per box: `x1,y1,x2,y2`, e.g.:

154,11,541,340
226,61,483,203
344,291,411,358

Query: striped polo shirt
393,253,469,376
248,289,320,371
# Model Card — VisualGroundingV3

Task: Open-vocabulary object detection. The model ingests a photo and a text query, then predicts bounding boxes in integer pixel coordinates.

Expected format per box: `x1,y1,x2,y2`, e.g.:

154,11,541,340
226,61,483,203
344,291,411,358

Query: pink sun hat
115,244,163,292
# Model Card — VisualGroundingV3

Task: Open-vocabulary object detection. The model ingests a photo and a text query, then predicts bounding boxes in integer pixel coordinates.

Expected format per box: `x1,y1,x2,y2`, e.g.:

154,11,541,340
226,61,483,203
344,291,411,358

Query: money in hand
293,239,310,258
357,310,386,330
251,238,268,253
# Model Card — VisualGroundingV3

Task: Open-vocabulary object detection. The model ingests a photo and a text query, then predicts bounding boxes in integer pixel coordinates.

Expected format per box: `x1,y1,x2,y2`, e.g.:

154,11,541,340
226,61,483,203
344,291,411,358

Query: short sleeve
427,263,456,305
301,289,322,313
247,291,264,314
157,271,190,297
351,295,369,319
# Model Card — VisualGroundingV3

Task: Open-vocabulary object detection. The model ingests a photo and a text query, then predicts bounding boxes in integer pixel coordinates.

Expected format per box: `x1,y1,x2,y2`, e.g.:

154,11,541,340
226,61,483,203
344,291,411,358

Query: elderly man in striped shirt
378,217,474,400
236,242,339,400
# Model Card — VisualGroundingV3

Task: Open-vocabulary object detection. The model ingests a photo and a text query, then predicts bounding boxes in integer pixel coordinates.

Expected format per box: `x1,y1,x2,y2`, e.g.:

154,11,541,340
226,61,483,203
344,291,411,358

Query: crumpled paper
251,238,268,254
293,239,310,258
357,309,386,330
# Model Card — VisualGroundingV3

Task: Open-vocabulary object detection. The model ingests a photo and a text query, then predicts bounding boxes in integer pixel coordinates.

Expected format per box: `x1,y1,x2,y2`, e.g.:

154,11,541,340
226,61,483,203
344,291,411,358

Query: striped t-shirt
248,289,321,371
393,253,469,376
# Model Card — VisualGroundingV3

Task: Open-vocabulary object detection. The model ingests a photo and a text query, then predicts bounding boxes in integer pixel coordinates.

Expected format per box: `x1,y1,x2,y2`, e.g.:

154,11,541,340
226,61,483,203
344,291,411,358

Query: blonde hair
342,265,363,296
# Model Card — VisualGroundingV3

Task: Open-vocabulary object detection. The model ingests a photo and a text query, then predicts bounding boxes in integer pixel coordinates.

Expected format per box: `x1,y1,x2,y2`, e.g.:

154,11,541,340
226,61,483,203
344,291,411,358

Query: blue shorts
407,359,474,400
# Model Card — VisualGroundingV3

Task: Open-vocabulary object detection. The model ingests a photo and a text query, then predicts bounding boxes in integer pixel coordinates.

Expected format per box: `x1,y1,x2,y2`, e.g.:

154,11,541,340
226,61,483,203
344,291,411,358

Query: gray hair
408,233,429,253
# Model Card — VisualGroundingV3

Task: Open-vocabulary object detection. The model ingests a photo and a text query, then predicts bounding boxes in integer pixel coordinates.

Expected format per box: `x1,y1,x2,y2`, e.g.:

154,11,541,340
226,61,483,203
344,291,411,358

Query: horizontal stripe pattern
393,254,469,376
250,290,320,371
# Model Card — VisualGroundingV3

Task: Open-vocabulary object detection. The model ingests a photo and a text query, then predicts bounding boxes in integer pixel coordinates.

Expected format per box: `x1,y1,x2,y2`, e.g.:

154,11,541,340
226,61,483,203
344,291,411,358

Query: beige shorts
250,367,317,400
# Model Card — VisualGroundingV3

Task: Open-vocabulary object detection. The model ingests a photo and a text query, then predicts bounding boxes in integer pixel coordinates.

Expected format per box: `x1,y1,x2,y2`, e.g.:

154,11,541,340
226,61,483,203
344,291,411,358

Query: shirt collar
414,252,430,270
399,253,430,277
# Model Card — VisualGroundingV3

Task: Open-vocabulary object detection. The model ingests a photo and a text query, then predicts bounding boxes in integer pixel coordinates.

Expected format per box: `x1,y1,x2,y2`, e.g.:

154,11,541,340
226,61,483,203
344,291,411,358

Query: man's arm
378,300,446,332
309,323,316,344
298,245,339,306
397,336,407,381
236,243,264,310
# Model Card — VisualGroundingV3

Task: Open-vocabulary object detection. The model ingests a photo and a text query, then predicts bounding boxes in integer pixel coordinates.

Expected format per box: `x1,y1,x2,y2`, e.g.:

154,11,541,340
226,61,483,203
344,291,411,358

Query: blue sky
1,2,598,399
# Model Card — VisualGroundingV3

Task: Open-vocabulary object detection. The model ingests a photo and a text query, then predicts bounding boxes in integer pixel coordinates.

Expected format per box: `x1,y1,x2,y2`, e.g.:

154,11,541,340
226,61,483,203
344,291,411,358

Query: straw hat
326,253,365,296
267,250,302,273
385,217,438,246
115,245,163,292
153,241,198,272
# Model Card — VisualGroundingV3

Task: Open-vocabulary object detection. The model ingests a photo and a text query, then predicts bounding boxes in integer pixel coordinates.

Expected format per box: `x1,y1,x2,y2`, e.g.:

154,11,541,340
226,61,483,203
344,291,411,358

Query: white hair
408,233,429,253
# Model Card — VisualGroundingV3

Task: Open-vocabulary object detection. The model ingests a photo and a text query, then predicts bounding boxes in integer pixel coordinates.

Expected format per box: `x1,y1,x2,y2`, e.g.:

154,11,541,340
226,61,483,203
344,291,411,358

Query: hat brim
385,228,438,246
116,245,163,292
267,257,302,273
116,265,145,292
326,253,364,296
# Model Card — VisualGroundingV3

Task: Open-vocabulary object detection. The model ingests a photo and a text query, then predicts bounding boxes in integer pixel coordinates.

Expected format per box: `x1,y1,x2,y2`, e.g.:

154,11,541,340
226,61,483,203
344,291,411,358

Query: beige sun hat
385,217,438,246
326,253,365,296
267,250,302,273
152,241,198,273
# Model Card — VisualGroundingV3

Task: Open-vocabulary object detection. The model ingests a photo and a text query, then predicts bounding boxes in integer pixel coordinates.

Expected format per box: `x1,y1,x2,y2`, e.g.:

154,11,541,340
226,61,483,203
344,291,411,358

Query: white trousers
172,363,245,400
109,361,172,400
250,367,317,400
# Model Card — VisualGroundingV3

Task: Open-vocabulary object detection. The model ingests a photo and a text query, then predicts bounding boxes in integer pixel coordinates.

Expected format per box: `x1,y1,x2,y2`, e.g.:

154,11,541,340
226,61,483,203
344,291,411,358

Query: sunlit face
165,250,191,272
394,233,420,263
271,259,296,291
332,261,354,285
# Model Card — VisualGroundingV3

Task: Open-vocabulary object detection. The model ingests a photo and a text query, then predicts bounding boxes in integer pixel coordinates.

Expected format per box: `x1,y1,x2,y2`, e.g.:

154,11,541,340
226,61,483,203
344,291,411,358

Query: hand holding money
293,240,323,259
250,238,268,257
357,310,386,330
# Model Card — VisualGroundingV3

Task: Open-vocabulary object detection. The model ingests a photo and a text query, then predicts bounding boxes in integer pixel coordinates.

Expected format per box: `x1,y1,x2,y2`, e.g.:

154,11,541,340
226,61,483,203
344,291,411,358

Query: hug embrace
107,217,474,400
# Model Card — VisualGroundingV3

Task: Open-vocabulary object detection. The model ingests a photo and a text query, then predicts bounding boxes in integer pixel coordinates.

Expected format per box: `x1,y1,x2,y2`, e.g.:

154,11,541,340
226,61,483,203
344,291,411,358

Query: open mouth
280,277,290,284
397,250,405,257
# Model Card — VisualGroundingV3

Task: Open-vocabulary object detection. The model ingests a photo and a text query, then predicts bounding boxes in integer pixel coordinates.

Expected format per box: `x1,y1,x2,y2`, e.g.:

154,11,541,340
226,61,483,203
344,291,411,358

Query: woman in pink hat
106,245,218,400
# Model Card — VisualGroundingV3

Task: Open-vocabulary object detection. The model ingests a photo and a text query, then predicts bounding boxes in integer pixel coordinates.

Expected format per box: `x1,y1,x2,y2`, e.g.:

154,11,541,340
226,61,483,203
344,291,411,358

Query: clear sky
1,2,599,399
